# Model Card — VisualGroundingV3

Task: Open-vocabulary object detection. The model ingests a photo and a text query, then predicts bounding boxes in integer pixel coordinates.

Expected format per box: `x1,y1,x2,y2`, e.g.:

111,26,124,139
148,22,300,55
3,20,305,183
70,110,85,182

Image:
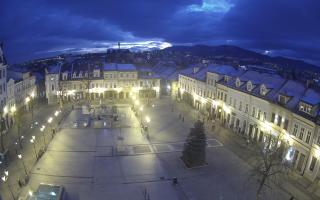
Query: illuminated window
277,116,282,127
293,124,298,136
283,119,289,130
299,128,305,140
271,113,275,123
263,112,267,121
309,157,317,171
306,131,312,144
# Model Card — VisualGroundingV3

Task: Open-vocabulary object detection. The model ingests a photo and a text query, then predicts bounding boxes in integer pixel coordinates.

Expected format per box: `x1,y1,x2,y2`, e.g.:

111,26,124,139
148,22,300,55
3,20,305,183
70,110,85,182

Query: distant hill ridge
162,45,319,71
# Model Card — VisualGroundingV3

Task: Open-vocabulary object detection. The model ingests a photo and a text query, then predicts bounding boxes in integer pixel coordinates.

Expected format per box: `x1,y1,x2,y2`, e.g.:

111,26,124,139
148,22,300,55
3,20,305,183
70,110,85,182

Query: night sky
1,0,319,65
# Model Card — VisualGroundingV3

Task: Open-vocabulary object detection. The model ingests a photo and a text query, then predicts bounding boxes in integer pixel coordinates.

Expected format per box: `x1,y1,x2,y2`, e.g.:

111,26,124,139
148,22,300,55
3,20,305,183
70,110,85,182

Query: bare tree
250,134,290,199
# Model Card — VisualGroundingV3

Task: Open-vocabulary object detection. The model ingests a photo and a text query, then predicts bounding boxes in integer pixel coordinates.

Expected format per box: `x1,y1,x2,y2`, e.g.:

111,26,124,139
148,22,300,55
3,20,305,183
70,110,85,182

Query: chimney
193,67,199,74
306,80,313,88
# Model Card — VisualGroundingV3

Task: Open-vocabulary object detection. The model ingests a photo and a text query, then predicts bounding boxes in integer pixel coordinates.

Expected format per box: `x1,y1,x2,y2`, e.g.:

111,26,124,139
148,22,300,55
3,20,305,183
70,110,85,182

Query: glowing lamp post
40,125,46,147
145,116,151,123
18,154,28,176
1,170,15,200
47,117,53,124
139,106,144,123
25,92,35,125
54,110,60,117
145,116,151,139
30,136,37,159
11,105,23,149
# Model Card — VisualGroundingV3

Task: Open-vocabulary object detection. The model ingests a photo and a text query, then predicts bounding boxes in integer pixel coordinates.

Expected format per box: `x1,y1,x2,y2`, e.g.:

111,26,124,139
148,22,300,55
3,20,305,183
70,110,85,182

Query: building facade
178,65,320,182
0,44,7,112
45,62,160,104
6,70,37,110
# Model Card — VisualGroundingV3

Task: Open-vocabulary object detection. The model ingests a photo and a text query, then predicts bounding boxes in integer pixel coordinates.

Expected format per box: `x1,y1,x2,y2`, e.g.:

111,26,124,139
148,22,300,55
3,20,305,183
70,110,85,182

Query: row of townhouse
0,45,37,131
45,61,161,104
178,64,320,182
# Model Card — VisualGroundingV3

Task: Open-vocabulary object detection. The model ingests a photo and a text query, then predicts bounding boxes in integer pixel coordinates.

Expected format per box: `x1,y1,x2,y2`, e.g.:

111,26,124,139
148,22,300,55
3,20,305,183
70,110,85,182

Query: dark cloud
0,0,319,65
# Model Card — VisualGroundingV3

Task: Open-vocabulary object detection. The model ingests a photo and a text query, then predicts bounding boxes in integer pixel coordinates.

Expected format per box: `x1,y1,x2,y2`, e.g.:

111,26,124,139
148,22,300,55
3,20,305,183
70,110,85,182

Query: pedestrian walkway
175,100,318,200
0,103,72,200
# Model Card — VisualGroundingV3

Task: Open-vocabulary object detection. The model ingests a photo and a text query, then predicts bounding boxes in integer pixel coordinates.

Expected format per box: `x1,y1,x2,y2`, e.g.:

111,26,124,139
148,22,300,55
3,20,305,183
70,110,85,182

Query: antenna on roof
118,42,120,50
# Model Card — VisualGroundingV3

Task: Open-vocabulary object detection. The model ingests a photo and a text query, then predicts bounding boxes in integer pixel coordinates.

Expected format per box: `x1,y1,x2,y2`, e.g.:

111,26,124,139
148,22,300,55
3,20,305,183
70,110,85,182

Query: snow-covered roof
33,72,44,84
7,72,22,82
139,74,161,79
179,66,196,76
275,80,306,109
207,65,242,77
152,66,179,81
239,71,285,89
301,89,320,105
47,63,61,74
103,63,136,71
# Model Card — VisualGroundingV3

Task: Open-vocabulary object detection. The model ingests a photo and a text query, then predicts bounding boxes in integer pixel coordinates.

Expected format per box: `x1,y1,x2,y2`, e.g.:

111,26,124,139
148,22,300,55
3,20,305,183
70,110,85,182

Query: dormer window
260,84,267,96
62,73,68,80
79,71,82,78
224,75,229,82
278,94,289,105
299,101,312,114
73,73,76,78
236,78,241,87
247,81,253,91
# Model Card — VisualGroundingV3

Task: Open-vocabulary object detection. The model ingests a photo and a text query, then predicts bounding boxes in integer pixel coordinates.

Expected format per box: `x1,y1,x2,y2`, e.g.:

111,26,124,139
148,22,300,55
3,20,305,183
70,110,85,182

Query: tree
250,134,290,199
181,120,207,167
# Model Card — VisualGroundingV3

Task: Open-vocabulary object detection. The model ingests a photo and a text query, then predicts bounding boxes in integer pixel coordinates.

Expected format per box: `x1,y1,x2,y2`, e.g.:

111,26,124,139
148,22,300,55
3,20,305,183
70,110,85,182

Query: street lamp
145,116,151,139
40,125,46,147
25,93,35,125
139,106,144,123
1,170,15,200
54,110,60,117
10,105,23,149
30,136,37,159
17,154,28,176
47,117,53,124
145,116,151,123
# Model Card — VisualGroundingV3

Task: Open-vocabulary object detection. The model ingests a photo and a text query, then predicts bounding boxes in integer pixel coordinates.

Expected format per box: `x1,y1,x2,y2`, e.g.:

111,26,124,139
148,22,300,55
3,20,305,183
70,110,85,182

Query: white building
0,44,7,112
178,65,320,182
45,62,160,104
6,70,37,110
